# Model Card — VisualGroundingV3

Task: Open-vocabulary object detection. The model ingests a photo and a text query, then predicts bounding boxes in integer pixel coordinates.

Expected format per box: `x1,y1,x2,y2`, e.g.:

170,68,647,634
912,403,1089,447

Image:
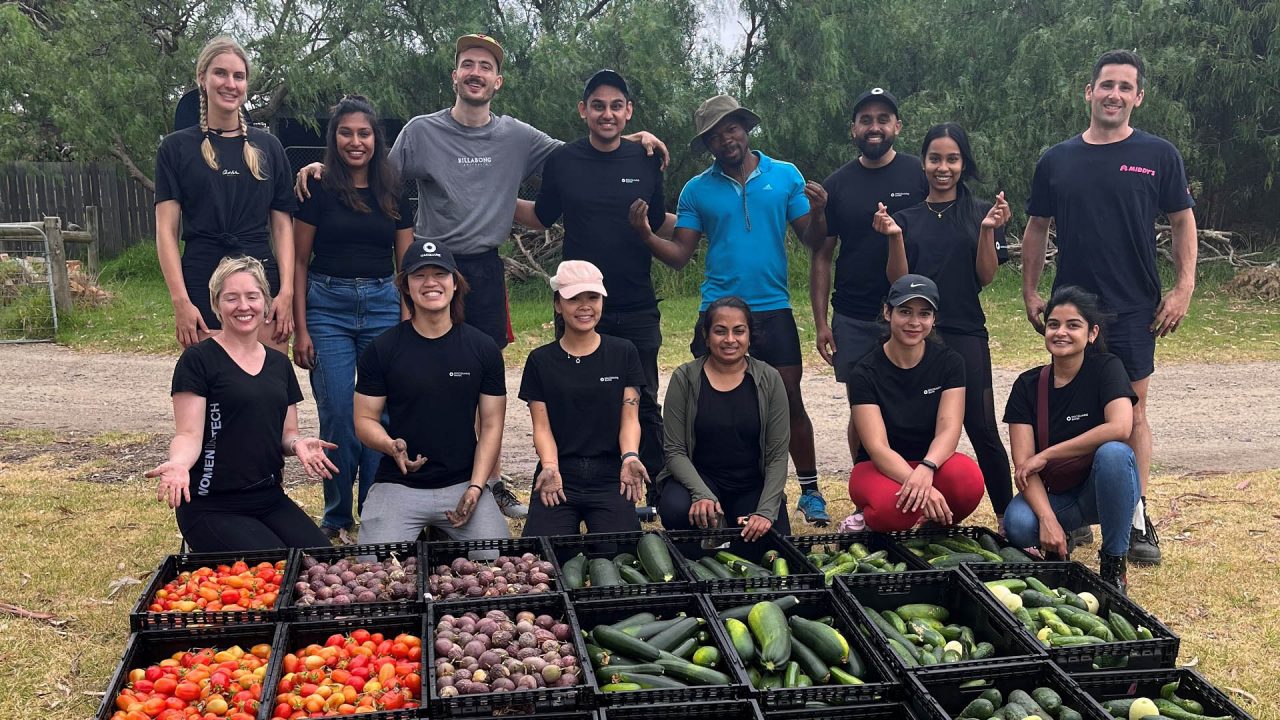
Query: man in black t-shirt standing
1023,50,1198,565
801,88,929,476
515,69,668,501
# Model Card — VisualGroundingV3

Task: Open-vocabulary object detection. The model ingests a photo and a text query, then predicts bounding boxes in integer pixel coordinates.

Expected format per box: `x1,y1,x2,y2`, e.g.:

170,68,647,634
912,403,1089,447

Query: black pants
658,475,790,559
455,249,509,349
521,457,641,537
939,330,1013,515
175,485,329,552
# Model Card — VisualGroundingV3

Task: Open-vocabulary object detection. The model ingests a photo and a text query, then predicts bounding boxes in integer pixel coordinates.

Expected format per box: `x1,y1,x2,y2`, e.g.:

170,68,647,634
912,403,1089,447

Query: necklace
565,351,581,365
924,199,957,219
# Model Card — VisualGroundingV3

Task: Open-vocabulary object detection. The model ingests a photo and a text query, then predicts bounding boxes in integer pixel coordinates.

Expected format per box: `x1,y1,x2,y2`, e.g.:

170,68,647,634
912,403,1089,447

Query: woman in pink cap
519,260,650,535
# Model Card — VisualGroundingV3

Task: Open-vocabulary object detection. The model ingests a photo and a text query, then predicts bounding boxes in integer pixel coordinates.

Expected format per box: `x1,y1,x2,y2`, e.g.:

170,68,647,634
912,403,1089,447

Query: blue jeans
1004,441,1140,556
305,272,400,530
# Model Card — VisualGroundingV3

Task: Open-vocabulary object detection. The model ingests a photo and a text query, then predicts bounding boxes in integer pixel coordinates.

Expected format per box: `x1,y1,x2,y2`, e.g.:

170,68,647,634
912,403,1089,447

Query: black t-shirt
355,322,506,489
1003,353,1138,452
155,126,298,280
295,182,413,279
896,199,1007,336
1026,129,1195,311
534,138,666,313
823,153,929,320
170,339,303,498
519,334,645,463
692,370,762,491
847,341,966,463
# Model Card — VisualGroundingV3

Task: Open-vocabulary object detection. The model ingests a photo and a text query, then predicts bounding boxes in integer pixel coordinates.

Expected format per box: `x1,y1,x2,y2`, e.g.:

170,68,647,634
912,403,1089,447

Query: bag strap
1037,365,1051,453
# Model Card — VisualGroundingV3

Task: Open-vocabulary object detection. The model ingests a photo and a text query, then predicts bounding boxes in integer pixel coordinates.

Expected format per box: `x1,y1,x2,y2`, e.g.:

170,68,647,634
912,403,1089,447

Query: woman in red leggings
846,274,984,531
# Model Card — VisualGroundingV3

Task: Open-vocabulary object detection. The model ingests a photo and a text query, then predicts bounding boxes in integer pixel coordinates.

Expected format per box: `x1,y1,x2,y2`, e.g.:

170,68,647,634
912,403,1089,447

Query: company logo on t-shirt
457,156,492,165
889,191,912,198
600,376,620,383
1119,164,1156,176
449,371,472,378
922,386,942,395
198,402,222,496
1066,413,1090,422
762,184,774,191
621,178,639,184
221,169,241,176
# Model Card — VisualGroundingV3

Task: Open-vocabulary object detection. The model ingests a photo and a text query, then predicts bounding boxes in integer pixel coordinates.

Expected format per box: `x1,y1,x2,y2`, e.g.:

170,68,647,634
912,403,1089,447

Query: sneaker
1069,526,1095,547
797,488,830,527
838,512,866,532
490,476,529,519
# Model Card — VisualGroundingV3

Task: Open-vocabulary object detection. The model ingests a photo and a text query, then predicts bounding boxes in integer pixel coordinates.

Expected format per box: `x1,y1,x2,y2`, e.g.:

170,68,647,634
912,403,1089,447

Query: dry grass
0,433,1275,719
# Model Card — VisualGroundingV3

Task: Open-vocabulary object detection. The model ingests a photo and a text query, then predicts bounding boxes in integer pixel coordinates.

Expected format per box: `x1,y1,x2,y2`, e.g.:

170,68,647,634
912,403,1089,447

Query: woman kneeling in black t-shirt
847,274,985,532
147,257,337,552
657,297,792,547
520,261,649,536
1003,286,1139,592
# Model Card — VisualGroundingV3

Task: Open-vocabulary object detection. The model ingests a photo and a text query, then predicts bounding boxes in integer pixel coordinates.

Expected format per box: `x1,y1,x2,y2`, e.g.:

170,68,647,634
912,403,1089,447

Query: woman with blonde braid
155,36,298,350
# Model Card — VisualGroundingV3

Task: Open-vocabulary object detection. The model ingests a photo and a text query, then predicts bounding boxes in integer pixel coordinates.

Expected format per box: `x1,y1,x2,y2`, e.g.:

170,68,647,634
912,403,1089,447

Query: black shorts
689,307,802,368
186,257,281,331
1105,309,1157,381
831,311,883,383
454,249,510,349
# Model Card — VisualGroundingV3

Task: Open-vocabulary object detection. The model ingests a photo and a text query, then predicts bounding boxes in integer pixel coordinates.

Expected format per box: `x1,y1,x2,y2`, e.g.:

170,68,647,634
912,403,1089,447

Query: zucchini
589,557,623,587
783,661,801,688
1010,689,1049,718
1021,589,1060,608
724,617,755,663
886,637,919,667
896,603,950,622
627,616,686,639
928,552,987,568
655,656,732,685
600,682,643,692
959,698,996,718
998,546,1034,562
977,533,1002,553
788,636,831,684
1031,687,1062,715
592,624,662,661
985,578,1029,593
637,532,676,582
648,616,702,651
667,637,698,659
829,666,864,685
789,615,849,664
688,562,719,582
773,558,790,576
748,601,792,670
721,594,799,621
845,643,867,679
615,671,688,689
617,564,650,585
611,612,656,631
868,612,918,659
691,646,720,667
604,662,664,675
698,556,734,580
613,552,639,567
562,553,587,589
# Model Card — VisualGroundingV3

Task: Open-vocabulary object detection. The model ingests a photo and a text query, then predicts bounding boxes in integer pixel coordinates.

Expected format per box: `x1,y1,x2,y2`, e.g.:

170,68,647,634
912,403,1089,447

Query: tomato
174,682,202,702
349,629,370,644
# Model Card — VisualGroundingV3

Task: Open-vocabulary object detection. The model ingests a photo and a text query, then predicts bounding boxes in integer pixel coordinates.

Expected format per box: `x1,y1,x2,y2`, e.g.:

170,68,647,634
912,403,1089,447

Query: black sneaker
1069,525,1095,548
490,476,528,519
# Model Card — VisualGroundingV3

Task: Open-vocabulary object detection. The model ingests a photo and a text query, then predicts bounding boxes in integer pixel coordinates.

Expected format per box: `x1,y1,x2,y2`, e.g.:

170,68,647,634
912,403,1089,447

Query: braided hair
195,36,265,181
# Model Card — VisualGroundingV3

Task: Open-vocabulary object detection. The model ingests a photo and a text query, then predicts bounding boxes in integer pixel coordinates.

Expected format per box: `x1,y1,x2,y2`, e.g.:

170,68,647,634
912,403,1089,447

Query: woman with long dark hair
292,95,414,541
155,36,296,351
1003,286,1139,592
875,121,1014,525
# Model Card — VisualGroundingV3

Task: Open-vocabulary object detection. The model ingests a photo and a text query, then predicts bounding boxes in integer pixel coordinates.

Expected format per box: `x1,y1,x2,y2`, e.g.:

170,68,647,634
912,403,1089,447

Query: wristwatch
919,459,939,472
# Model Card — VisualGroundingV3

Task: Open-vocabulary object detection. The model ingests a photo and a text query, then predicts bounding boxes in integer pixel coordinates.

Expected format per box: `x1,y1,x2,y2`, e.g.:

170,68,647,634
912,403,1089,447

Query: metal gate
0,222,58,342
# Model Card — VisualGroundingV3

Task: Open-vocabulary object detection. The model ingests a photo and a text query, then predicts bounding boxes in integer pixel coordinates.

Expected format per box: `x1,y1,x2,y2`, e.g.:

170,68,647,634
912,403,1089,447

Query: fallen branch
0,601,66,625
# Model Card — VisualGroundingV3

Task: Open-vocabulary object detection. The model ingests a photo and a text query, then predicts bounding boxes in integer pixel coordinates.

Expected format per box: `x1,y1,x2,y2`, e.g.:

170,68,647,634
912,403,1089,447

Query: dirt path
2,343,1277,476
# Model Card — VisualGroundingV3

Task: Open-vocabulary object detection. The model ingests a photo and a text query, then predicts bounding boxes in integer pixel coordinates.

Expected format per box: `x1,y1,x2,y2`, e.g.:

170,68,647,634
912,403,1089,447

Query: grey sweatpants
358,481,511,545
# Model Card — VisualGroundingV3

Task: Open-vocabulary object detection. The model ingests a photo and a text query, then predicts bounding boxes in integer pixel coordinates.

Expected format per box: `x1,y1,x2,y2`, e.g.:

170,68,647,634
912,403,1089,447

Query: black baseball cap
887,274,939,309
401,237,458,275
583,69,630,101
851,87,900,118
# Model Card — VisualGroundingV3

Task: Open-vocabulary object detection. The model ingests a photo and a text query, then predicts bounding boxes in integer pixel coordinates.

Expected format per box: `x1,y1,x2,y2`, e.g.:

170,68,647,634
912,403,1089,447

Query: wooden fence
0,162,153,259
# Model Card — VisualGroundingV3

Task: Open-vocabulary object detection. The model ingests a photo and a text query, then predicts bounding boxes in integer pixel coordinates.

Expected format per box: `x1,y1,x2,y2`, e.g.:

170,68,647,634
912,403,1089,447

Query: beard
857,134,895,160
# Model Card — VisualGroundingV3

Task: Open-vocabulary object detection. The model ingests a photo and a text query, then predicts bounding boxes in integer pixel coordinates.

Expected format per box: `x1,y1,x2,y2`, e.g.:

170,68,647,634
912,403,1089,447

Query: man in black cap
514,69,669,503
802,87,929,478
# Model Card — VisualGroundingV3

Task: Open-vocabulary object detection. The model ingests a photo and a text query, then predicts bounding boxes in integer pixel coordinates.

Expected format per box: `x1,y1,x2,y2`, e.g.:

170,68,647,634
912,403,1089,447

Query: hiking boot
1099,551,1129,595
490,476,528,519
1128,500,1161,565
797,487,830,527
321,526,354,545
1069,525,1095,547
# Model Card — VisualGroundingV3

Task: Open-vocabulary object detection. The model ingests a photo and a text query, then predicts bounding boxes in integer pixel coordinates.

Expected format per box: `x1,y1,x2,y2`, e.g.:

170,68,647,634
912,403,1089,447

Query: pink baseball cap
550,260,607,299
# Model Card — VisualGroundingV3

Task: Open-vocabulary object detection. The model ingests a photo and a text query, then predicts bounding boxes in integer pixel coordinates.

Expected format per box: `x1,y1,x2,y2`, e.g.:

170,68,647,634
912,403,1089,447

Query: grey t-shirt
390,109,561,256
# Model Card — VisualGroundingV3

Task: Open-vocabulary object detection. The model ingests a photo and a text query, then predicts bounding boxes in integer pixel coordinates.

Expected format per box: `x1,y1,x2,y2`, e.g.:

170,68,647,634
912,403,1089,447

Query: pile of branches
503,225,564,281
1003,225,1268,270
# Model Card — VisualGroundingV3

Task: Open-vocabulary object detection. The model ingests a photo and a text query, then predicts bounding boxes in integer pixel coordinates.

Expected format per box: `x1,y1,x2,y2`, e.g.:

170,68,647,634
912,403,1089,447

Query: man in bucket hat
636,94,831,527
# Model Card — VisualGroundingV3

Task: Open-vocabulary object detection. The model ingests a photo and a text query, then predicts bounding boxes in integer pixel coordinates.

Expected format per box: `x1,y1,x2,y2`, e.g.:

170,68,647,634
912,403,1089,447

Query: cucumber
1058,707,1083,720
998,546,1035,562
617,564,650,585
601,682,643,692
655,656,733,685
977,533,1003,553
648,616,702,651
1102,699,1137,718
1049,634,1105,646
1154,698,1232,720
691,645,720,667
1031,687,1062,715
868,612,918,659
788,636,832,684
896,603,951,622
592,624,662,661
1025,576,1056,596
615,671,688,689
589,557,623,587
970,642,995,659
773,558,790,576
829,666,863,685
698,556,735,579
1009,689,1049,718
886,637,919,667
881,609,908,634
1162,681,1205,714
725,617,755,663
980,689,1003,706
783,661,801,688
789,615,849,664
1109,610,1139,641
720,594,799,621
797,673,813,688
637,532,676,582
959,698,996,718
610,612,657,631
748,600,792,670
985,578,1029,593
1056,587,1088,611
562,553,587,589
1021,589,1059,608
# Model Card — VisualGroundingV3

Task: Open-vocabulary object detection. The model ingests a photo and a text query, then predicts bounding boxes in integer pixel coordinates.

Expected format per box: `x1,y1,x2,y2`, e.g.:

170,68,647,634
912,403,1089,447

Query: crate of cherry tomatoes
98,623,276,720
131,549,294,631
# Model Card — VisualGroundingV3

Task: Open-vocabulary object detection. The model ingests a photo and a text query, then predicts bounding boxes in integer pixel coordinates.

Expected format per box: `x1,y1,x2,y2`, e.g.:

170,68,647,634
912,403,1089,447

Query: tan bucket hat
689,94,761,150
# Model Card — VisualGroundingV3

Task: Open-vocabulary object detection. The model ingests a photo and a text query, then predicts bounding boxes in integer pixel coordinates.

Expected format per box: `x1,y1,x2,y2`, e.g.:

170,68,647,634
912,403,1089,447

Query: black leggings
176,485,329,552
658,475,790,559
939,331,1013,515
521,458,641,537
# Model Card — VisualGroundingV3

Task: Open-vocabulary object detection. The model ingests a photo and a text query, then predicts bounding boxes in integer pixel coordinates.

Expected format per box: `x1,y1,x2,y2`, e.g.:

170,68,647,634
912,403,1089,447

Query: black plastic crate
765,701,924,719
424,535,562,604
545,531,695,599
426,592,596,717
666,528,821,593
787,532,922,586
704,588,898,710
888,525,1040,569
907,659,1110,720
962,561,1179,672
280,541,423,621
1074,668,1255,720
601,699,764,719
96,623,277,720
574,593,748,706
837,570,1046,675
259,614,425,719
130,548,294,631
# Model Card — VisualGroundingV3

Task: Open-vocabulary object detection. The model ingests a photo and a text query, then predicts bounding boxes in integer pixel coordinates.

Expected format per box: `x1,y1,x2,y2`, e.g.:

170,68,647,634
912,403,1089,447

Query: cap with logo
887,273,940,310
455,33,504,70
401,238,458,275
550,260,608,299
851,87,900,118
689,94,761,150
583,69,630,101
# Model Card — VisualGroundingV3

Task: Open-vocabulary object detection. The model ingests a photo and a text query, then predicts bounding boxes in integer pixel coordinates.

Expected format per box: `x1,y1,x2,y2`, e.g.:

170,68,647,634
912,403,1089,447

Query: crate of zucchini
965,562,1178,672
1073,668,1253,720
599,699,765,719
578,593,747,705
547,531,694,599
787,532,920,585
838,570,1045,674
889,526,1040,569
666,528,820,592
908,659,1111,720
703,588,897,709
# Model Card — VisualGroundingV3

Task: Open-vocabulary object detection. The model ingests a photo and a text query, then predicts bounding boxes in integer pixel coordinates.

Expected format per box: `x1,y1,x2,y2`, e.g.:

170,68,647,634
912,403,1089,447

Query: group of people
147,33,1197,594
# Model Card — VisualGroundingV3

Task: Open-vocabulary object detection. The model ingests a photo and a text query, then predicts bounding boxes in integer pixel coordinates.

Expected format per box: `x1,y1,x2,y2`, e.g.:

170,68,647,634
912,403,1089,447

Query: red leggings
848,454,985,532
